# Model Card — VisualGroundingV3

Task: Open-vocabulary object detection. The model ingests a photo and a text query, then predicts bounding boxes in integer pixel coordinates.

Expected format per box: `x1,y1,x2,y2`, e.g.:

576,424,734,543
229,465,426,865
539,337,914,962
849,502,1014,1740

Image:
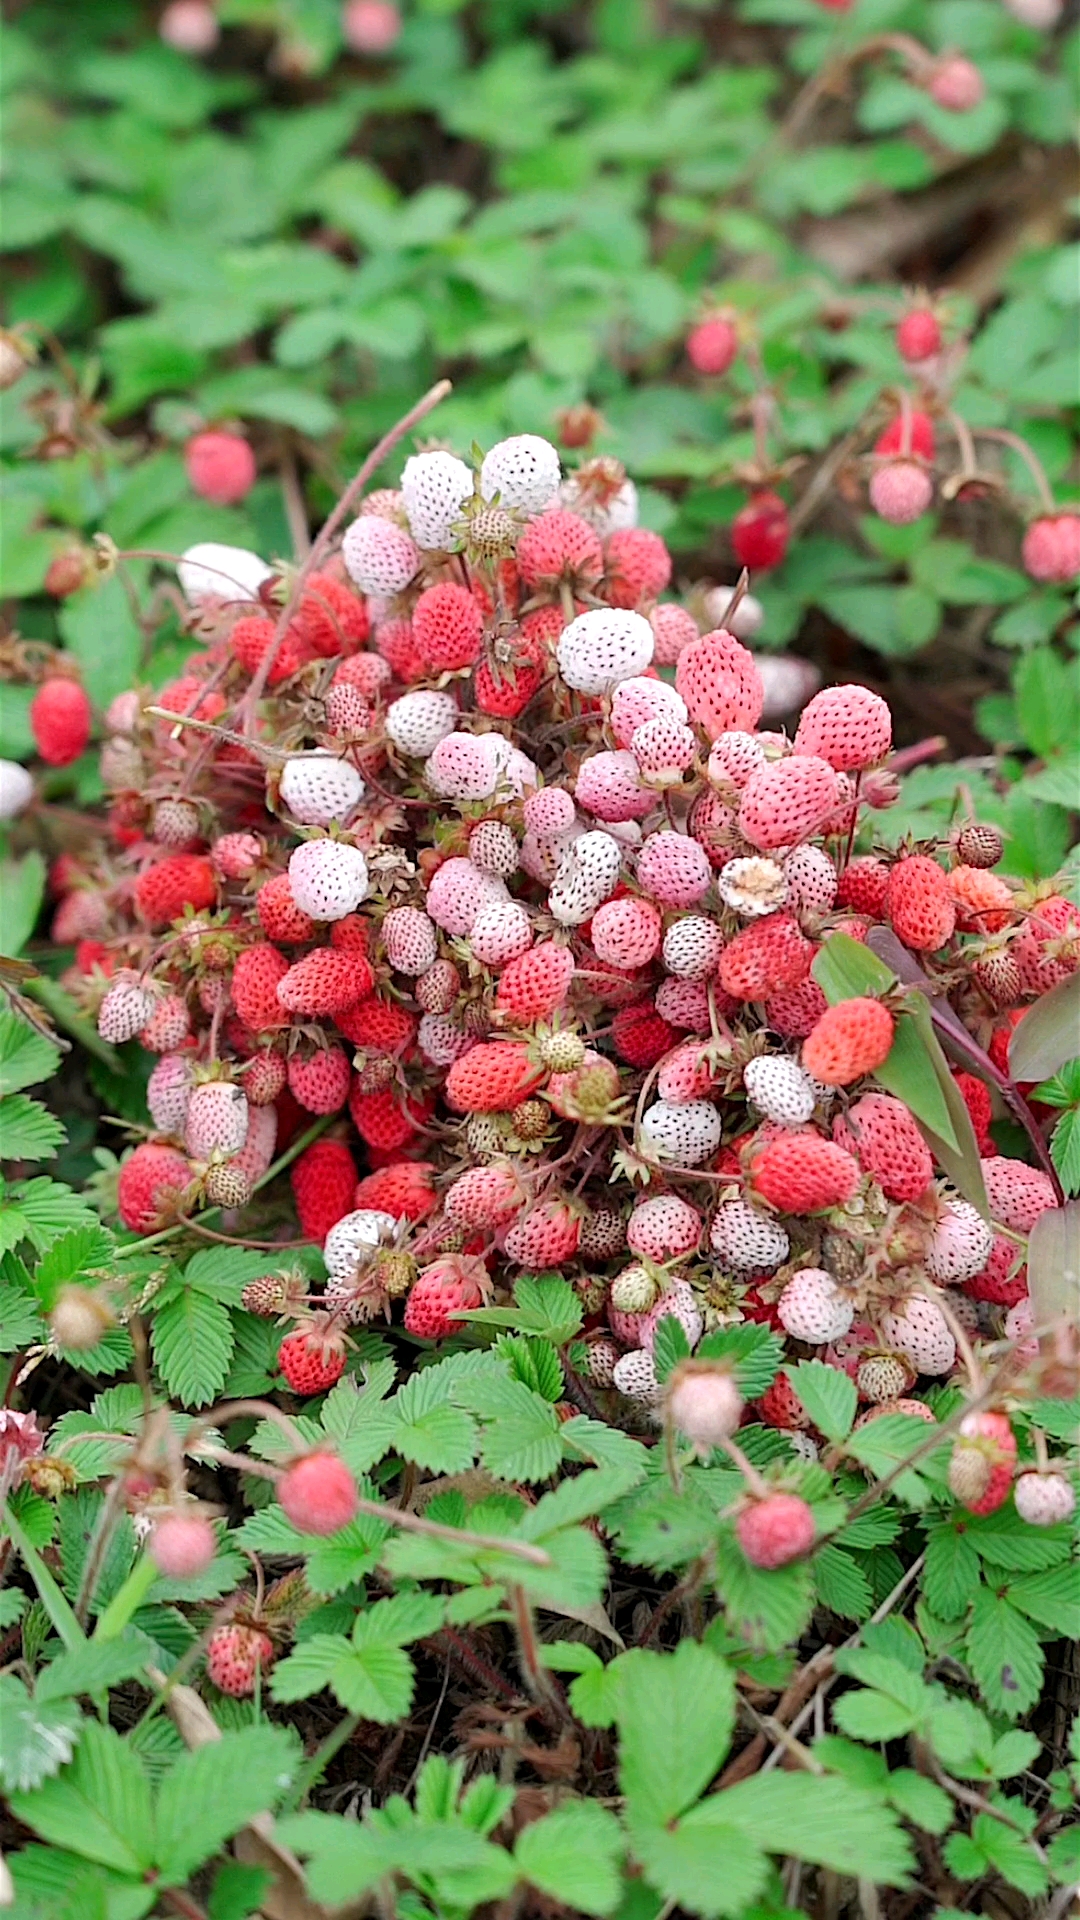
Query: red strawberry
277,949,375,1016
835,856,890,919
884,856,956,952
444,1042,544,1114
718,912,814,1001
750,1131,860,1212
964,1232,1027,1308
278,1318,347,1394
759,1370,811,1430
287,1046,351,1114
834,1094,932,1202
230,615,307,684
185,430,256,504
244,1050,287,1106
291,1139,359,1240
611,1002,679,1068
731,491,789,571
294,572,369,657
948,1410,1016,1516
206,1623,274,1696
494,942,575,1022
117,1143,192,1231
337,996,415,1055
736,1492,815,1567
353,1161,436,1221
403,1255,492,1338
349,1082,432,1150
256,874,318,944
30,678,92,766
801,996,895,1086
953,1072,995,1156
134,855,217,929
604,528,672,609
232,945,291,1032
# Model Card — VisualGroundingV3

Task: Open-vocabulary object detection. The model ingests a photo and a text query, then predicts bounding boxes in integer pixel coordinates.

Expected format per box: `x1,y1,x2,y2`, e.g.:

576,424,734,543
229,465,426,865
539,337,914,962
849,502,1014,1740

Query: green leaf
787,1360,856,1442
1027,1199,1080,1332
36,1629,155,1702
208,1863,273,1920
455,1371,563,1483
33,1224,115,1310
844,1413,946,1508
58,575,144,712
0,1093,65,1160
651,1311,691,1384
628,1815,768,1919
0,1010,62,1096
4,1177,100,1251
8,1719,154,1875
1009,974,1080,1083
708,1771,915,1884
887,1768,953,1833
390,1367,478,1474
569,1661,624,1728
462,1274,583,1345
716,1539,815,1653
875,1002,960,1153
924,1520,982,1620
1007,1563,1080,1640
812,933,896,1003
617,1641,737,1823
813,1545,872,1622
154,1726,297,1885
0,1674,82,1791
0,851,47,958
1014,645,1080,761
151,1284,234,1408
694,1323,784,1398
515,1801,623,1916
967,1589,1044,1719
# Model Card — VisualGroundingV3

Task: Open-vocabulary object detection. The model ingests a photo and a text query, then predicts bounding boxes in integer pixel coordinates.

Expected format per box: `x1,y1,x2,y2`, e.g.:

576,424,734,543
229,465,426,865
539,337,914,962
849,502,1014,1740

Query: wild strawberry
659,1041,719,1104
386,691,458,763
323,1208,396,1280
185,1080,249,1159
471,900,533,966
604,528,672,610
287,1046,351,1114
579,1207,626,1261
30,678,92,767
661,915,725,980
857,1397,937,1428
278,1450,359,1535
1022,512,1080,585
857,1353,915,1403
641,1278,704,1353
870,461,933,525
950,1072,994,1156
244,1050,287,1106
1014,1470,1076,1527
636,830,712,909
582,1334,621,1387
875,410,935,459
982,1156,1057,1233
426,856,508,936
778,1268,854,1344
134,855,217,929
1012,894,1080,994
611,1002,679,1067
294,571,369,656
290,1139,358,1240
710,1200,788,1273
794,685,892,771
253,874,314,945
555,607,654,695
896,309,941,363
151,797,200,848
783,845,838,919
147,1053,194,1135
279,753,364,827
612,1347,661,1403
675,629,763,739
504,1197,581,1267
965,1232,1027,1307
340,996,415,1055
519,510,603,594
404,1254,492,1338
926,1202,994,1283
381,906,438,977
588,897,660,971
835,856,890,919
666,1359,742,1454
687,314,738,375
469,820,518,878
276,949,374,1015
884,855,956,951
446,1163,524,1230
149,1511,216,1578
949,1410,1016,1515
878,1297,955,1376
207,1622,275,1696
801,996,894,1086
631,713,697,782
627,1194,702,1262
278,1319,347,1394
750,1132,860,1212
412,583,483,673
416,958,459,1014
342,514,419,595
524,787,576,838
947,866,1014,934
444,1041,543,1114
232,945,290,1032
743,1056,817,1128
117,1143,192,1231
738,754,840,852
575,749,652,823
649,602,699,665
288,840,368,921
185,429,256,503
98,972,156,1044
718,911,814,1000
229,614,305,683
354,1162,436,1222
333,651,390,700
397,447,472,547
834,1093,932,1201
495,941,575,1020
926,55,984,111
349,1081,431,1150
758,1369,810,1430
731,491,789,571
737,1492,815,1567
640,1099,722,1167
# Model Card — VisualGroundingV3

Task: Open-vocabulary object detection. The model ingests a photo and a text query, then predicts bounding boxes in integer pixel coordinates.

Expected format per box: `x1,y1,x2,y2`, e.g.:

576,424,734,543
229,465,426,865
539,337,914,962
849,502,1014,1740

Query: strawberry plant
1,2,1078,1918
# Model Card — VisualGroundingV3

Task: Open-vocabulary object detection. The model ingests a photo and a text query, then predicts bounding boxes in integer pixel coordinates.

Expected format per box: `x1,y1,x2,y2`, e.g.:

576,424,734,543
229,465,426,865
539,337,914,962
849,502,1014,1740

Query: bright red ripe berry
134,855,217,930
290,1139,359,1240
30,679,92,766
184,429,257,504
1022,512,1080,585
117,1143,192,1232
278,1321,347,1395
875,410,935,461
686,315,738,376
896,310,941,363
731,491,790,572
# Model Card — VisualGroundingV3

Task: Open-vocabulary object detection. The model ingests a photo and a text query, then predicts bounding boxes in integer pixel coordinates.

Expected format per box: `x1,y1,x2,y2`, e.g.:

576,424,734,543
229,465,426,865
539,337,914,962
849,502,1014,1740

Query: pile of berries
32,426,1077,1562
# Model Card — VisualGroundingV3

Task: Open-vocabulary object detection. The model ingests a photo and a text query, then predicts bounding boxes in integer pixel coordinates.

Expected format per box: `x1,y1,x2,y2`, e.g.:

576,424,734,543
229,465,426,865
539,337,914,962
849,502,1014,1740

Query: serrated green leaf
0,1674,82,1791
0,1274,45,1350
651,1311,691,1385
304,1507,390,1597
151,1285,234,1408
843,1413,946,1507
695,1322,784,1398
0,1094,65,1160
968,1504,1074,1570
569,1660,624,1728
813,1545,872,1622
706,1771,915,1884
617,1641,736,1824
788,1359,856,1442
0,1009,59,1098
1007,1563,1080,1639
32,1224,116,1309
967,1589,1044,1718
989,1729,1041,1779
887,1768,953,1833
8,1718,154,1874
496,1332,564,1402
716,1541,815,1652
559,1414,650,1476
390,1366,478,1473
515,1801,623,1916
180,1245,277,1301
832,1687,920,1741
628,1815,768,1919
154,1726,297,1884
455,1371,563,1483
5,1177,99,1252
36,1629,155,1702
923,1520,982,1619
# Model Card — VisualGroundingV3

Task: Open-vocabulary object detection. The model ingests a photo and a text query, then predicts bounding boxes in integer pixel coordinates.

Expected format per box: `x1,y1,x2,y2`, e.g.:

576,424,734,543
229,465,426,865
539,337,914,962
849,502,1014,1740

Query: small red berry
185,430,257,505
30,679,92,766
278,1450,359,1535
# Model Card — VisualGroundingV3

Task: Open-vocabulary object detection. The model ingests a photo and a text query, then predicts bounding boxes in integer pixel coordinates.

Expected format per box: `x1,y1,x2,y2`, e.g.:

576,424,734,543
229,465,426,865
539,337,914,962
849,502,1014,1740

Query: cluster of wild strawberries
22,420,1079,1586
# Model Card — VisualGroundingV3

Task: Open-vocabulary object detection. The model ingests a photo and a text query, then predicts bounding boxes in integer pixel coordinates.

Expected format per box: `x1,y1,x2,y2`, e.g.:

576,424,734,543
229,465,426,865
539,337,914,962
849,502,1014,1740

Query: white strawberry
583,1335,621,1388
612,1346,660,1403
98,972,156,1043
185,1081,249,1159
667,1359,743,1453
323,1208,398,1280
879,1297,956,1376
548,830,622,926
382,906,438,977
341,515,419,595
177,542,271,605
631,714,697,782
279,752,364,826
560,471,638,537
0,759,34,820
401,450,473,549
710,1200,789,1272
425,732,507,802
470,900,533,966
743,1055,817,1128
610,1265,660,1315
480,435,561,514
926,1203,994,1284
385,690,458,758
639,1100,723,1167
778,1268,854,1344
468,820,518,876
287,839,368,921
783,845,838,918
1014,1471,1075,1527
147,1052,194,1135
661,915,725,980
556,608,654,695
641,1279,704,1353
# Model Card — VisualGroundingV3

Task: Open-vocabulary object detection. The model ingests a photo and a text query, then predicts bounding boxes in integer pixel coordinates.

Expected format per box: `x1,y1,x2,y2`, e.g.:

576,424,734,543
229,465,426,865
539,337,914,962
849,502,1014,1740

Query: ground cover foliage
0,3,1078,1919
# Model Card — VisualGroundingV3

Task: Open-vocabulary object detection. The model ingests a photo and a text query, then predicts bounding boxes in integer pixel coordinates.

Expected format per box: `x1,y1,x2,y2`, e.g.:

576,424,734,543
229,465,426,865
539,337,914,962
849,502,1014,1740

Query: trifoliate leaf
0,1009,61,1097
8,1719,155,1875
0,1675,82,1791
154,1726,298,1885
515,1801,624,1917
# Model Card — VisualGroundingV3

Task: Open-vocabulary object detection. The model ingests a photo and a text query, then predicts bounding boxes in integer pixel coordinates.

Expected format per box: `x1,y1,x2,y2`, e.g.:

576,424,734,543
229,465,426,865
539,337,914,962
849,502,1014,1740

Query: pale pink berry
147,1053,194,1135
649,602,699,665
631,714,698,782
1014,1471,1075,1527
523,788,576,837
418,1013,472,1066
793,685,893,772
288,839,368,921
636,830,711,908
611,675,687,748
870,462,933,526
416,958,460,1014
655,977,712,1029
159,1,219,53
667,1360,743,1453
591,896,663,970
278,1451,359,1535
470,900,533,966
382,905,438,976
641,1279,704,1353
426,857,508,937
927,56,985,111
658,1041,719,1104
98,972,156,1044
1022,513,1080,584
425,732,507,802
710,1200,789,1271
783,845,838,917
1005,1297,1038,1361
185,1081,249,1160
212,832,262,879
709,730,766,788
778,1268,854,1344
738,755,840,851
926,1202,995,1284
279,752,364,826
879,1297,955,1376
627,1193,702,1262
150,1511,216,1578
342,514,419,595
575,749,652,823
737,1493,815,1568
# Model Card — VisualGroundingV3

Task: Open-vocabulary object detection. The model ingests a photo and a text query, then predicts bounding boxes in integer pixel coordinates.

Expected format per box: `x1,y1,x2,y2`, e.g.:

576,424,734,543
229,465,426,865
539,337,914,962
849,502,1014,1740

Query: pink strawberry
403,1256,492,1338
278,1450,359,1535
736,1493,815,1567
206,1623,275,1696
